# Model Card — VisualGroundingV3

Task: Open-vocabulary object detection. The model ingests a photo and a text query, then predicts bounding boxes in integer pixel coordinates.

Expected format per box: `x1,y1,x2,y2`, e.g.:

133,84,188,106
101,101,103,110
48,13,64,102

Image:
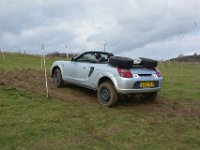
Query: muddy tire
52,68,64,87
97,82,118,107
109,56,133,68
141,92,157,102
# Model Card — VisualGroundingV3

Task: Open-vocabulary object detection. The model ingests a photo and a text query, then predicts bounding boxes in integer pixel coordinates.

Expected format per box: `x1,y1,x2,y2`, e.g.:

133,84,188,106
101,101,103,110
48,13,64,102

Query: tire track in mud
0,69,97,105
0,69,199,118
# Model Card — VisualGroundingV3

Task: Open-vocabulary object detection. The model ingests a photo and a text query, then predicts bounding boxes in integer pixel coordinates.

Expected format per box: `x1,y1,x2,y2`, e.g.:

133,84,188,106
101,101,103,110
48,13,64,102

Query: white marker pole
0,49,5,61
65,45,69,60
41,45,43,69
181,61,183,70
41,44,49,98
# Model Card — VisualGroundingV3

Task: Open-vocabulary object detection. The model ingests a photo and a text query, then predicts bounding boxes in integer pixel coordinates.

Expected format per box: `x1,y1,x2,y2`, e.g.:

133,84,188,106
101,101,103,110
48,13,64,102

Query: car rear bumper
111,76,163,95
116,87,161,94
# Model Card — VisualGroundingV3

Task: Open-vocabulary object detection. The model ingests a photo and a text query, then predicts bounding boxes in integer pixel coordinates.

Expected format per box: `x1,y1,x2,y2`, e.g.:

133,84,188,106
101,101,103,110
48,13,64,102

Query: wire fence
159,61,200,70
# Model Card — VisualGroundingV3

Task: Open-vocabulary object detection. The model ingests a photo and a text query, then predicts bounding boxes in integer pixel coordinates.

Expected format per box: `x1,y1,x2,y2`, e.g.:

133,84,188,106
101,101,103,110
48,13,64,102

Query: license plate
140,82,154,88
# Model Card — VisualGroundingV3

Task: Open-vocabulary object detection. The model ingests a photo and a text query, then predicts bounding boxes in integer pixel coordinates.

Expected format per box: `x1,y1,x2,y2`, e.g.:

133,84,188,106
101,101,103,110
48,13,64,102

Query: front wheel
52,68,64,87
97,82,118,107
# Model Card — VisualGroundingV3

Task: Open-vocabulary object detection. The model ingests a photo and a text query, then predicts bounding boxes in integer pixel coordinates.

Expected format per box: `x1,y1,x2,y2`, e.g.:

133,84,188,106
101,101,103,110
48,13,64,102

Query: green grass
1,53,199,100
158,62,200,100
0,53,60,70
0,53,200,149
0,87,199,150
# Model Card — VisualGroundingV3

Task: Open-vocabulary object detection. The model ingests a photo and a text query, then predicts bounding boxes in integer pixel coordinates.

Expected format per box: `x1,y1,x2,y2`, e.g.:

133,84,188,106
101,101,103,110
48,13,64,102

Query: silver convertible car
51,51,163,107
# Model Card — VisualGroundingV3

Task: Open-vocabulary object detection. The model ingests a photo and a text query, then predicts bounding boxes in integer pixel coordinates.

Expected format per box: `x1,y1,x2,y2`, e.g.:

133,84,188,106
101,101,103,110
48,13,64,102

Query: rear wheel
52,68,64,87
141,92,157,102
98,82,118,107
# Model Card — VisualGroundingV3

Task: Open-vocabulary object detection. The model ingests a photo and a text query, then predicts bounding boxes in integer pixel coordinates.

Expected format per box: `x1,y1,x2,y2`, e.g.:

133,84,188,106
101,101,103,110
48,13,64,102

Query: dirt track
0,69,199,118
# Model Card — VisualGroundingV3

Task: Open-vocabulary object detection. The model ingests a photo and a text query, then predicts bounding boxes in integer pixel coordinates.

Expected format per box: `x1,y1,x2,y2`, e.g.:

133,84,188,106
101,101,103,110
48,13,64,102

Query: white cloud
0,0,200,58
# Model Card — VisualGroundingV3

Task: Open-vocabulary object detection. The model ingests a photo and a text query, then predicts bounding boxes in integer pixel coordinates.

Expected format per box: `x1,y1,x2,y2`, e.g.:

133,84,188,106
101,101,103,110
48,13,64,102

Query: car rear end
113,67,163,94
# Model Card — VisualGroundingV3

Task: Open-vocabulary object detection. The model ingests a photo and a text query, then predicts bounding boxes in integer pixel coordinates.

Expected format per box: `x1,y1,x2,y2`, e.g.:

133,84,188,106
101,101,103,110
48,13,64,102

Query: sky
0,0,200,60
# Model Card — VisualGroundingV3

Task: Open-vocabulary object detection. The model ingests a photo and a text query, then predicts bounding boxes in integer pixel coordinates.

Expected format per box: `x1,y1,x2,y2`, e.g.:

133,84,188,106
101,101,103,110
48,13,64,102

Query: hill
170,53,200,62
0,53,200,149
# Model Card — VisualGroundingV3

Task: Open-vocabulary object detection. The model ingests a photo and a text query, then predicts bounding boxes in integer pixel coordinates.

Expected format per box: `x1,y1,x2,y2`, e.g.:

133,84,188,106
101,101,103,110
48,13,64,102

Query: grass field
158,62,200,100
0,53,200,150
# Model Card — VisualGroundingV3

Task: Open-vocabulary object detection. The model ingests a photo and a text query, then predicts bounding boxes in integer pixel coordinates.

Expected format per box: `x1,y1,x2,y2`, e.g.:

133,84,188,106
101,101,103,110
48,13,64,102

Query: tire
141,92,157,102
109,56,133,68
97,82,118,107
140,57,158,69
52,68,64,87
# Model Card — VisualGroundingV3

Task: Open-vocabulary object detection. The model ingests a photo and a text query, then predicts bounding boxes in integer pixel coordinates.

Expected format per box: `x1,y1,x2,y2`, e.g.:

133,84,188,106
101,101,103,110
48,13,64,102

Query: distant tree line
46,52,78,58
170,53,200,62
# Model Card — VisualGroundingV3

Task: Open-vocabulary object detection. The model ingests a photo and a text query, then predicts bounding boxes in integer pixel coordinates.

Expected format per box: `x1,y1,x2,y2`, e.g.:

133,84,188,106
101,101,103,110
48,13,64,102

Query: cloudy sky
0,0,200,59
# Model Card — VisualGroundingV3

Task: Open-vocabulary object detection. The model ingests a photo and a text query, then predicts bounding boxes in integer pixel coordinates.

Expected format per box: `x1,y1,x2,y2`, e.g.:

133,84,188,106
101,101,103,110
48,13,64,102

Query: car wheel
52,68,64,87
98,82,118,107
109,56,133,68
141,92,157,102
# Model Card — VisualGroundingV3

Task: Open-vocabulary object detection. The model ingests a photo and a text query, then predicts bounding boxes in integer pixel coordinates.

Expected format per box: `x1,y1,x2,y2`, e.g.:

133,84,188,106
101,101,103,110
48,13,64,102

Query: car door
71,61,91,82
61,61,76,80
62,52,95,84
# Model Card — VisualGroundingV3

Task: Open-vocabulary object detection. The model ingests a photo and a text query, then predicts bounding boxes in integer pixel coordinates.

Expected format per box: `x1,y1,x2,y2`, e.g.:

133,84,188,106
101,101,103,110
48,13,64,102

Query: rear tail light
117,68,133,78
154,68,161,77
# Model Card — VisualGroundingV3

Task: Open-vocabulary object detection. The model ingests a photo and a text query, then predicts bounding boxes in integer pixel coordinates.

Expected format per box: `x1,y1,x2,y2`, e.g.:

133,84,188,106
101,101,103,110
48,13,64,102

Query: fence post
181,61,183,70
41,44,49,98
0,48,5,61
41,45,43,69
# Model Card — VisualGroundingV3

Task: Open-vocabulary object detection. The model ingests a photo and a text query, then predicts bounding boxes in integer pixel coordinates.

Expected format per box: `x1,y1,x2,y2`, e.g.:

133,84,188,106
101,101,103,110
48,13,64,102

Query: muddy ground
0,69,199,118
